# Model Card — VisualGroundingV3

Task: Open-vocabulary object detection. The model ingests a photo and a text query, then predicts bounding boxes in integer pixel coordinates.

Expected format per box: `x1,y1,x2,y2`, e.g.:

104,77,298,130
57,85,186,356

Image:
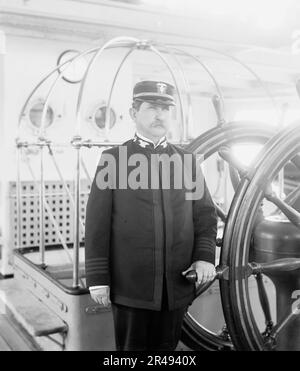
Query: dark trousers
111,279,187,351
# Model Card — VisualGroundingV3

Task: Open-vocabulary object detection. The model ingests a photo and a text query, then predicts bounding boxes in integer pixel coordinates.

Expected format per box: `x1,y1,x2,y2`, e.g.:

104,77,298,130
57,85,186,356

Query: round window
94,106,116,130
29,102,54,129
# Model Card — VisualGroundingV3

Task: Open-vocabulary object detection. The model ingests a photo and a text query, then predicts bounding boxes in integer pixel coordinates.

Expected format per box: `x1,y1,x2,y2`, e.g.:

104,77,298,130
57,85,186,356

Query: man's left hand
182,260,216,285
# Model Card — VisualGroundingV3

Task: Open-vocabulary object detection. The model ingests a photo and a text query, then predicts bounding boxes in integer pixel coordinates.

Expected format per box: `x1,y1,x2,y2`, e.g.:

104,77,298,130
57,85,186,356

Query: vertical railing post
16,140,22,250
72,135,81,288
39,138,45,267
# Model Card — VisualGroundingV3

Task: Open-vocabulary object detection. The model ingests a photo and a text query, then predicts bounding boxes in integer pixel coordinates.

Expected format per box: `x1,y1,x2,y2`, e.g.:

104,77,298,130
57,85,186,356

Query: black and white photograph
0,0,300,354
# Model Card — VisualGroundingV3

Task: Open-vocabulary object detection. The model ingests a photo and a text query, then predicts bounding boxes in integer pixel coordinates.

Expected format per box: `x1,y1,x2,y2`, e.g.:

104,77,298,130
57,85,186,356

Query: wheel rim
221,121,300,350
181,122,276,351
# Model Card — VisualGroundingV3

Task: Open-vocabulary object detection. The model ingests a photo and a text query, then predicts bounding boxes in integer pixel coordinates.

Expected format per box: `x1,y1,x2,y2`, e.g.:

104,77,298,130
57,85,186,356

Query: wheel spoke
195,279,216,297
255,273,273,328
218,147,248,176
185,266,229,297
229,165,240,191
291,154,300,171
265,189,300,230
268,306,300,341
215,203,227,222
247,258,300,276
270,184,300,216
284,183,300,207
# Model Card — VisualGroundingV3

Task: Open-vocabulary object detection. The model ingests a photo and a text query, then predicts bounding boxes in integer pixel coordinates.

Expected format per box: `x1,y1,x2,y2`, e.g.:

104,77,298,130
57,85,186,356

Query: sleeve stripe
86,268,108,273
196,246,214,252
196,241,215,247
86,268,109,274
196,237,215,243
86,258,108,262
86,262,109,267
198,241,215,247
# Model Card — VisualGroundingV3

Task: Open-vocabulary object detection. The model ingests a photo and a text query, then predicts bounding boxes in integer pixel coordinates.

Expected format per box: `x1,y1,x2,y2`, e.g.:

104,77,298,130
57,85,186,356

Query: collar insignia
138,139,149,148
161,140,168,148
134,134,168,150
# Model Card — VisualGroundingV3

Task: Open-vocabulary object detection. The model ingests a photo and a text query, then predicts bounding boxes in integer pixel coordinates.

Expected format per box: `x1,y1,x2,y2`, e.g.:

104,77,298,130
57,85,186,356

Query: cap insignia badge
157,82,167,94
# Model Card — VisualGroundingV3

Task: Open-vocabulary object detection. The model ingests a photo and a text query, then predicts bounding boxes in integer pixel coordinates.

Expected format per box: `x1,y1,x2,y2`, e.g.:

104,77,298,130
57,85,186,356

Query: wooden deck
0,314,40,351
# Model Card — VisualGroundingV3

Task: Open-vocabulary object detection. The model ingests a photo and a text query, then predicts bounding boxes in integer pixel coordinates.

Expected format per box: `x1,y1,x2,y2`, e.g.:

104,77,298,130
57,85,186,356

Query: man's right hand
89,286,111,307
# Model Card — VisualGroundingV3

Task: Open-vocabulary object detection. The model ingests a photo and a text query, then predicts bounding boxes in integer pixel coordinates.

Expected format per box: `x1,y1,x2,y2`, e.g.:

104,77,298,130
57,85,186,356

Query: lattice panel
9,181,90,248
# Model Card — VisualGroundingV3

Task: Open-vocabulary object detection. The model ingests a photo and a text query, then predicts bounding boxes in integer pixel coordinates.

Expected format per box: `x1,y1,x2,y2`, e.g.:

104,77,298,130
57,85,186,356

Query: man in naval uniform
85,81,217,351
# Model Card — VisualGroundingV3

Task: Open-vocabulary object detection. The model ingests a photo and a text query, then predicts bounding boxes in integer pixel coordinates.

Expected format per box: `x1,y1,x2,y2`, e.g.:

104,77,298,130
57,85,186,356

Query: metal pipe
18,139,191,149
148,45,186,142
16,143,22,249
43,201,74,265
73,139,190,148
39,39,138,137
162,47,193,140
18,47,100,133
105,47,136,137
38,51,93,137
19,39,147,135
212,95,226,126
39,144,45,266
160,44,226,125
14,141,71,148
80,157,92,185
167,43,280,120
46,144,85,232
23,152,74,265
16,140,113,148
73,138,81,288
75,37,140,136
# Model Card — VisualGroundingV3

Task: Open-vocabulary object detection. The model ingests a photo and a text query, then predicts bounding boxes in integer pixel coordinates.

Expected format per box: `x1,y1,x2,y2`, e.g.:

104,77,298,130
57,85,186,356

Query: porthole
29,102,54,129
94,106,116,130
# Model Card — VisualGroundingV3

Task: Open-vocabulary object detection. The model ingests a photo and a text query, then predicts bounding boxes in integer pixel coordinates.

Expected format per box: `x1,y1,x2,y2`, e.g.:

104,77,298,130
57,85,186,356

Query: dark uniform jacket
85,136,217,311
